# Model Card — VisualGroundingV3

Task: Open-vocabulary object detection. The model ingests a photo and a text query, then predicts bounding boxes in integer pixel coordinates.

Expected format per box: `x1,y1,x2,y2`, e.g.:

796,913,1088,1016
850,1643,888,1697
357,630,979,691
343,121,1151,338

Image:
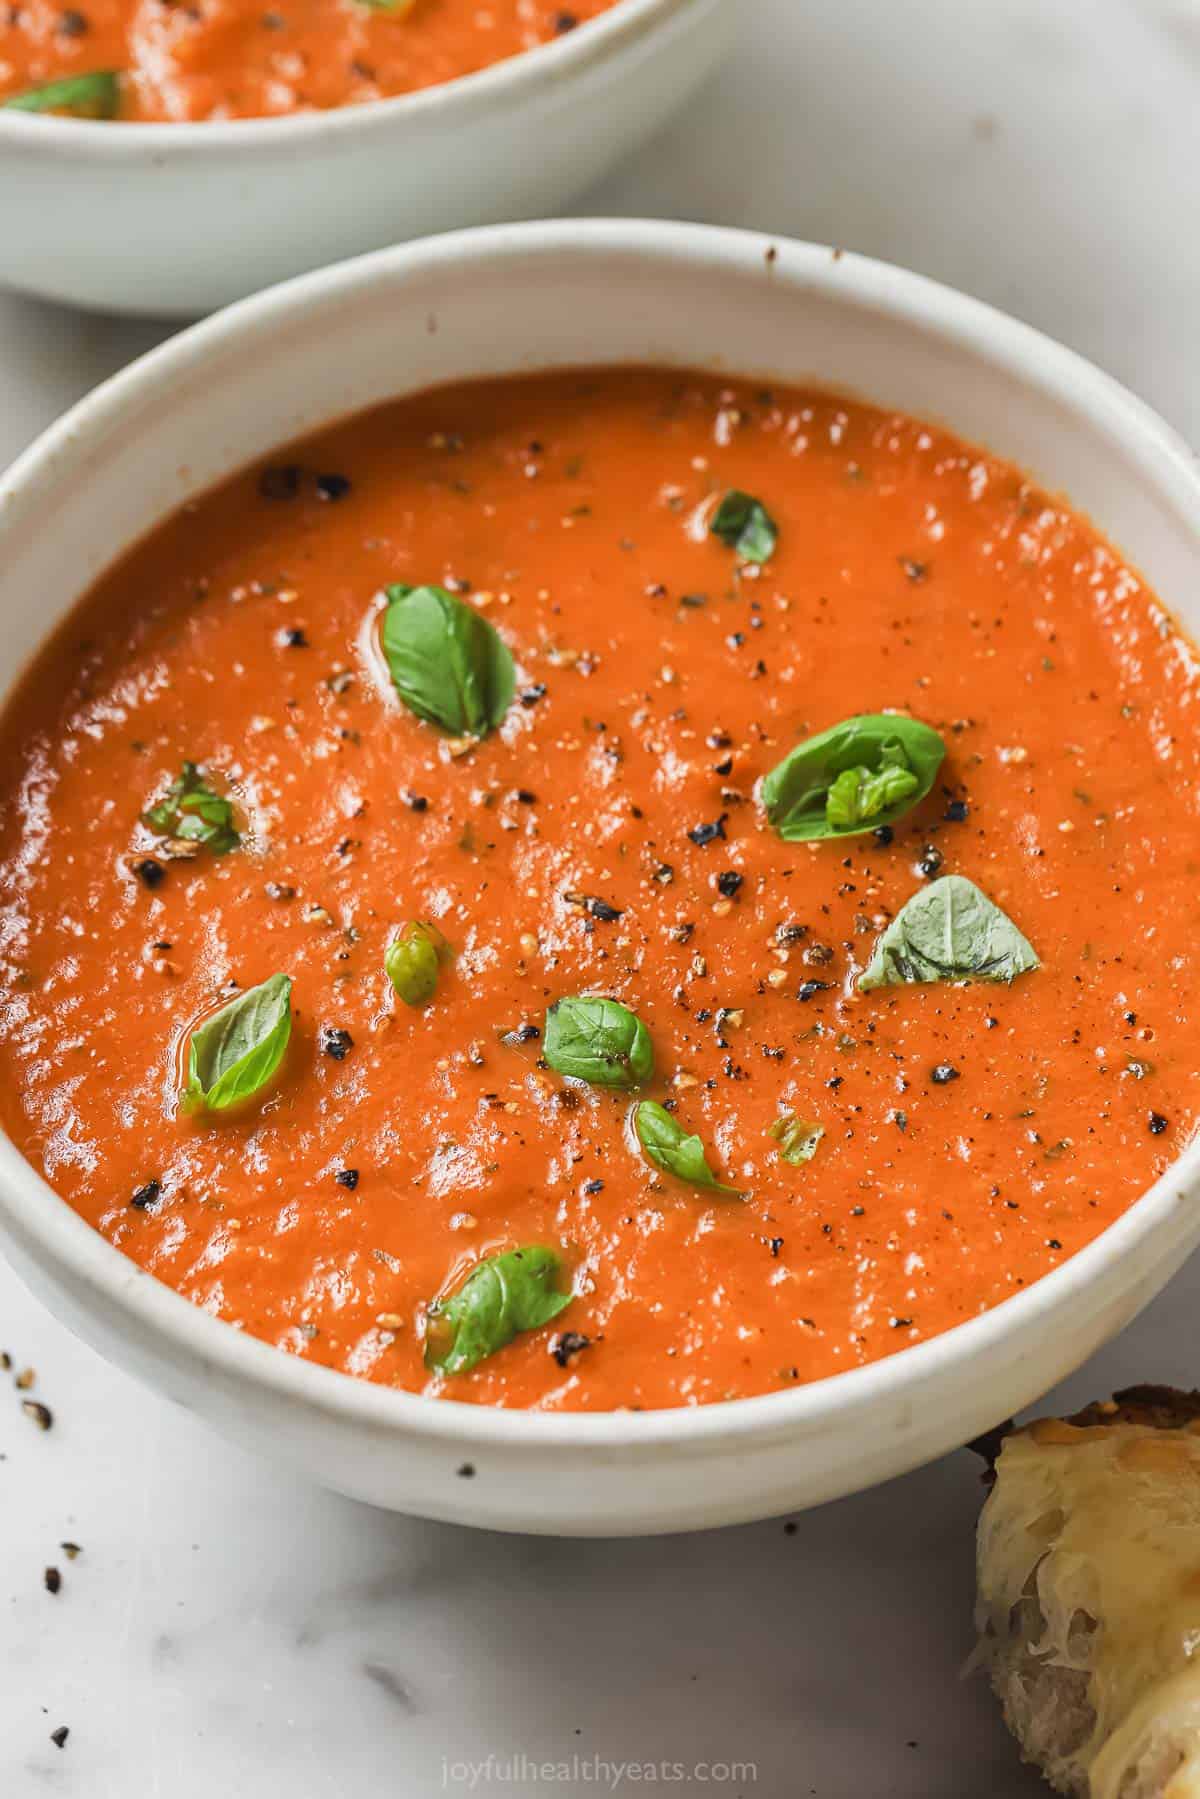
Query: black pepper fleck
551,1331,591,1367
504,1023,541,1044
322,1028,354,1061
131,1179,161,1210
132,857,166,890
335,1168,359,1189
688,815,727,848
44,1566,61,1595
315,473,351,502
1149,1112,1169,1135
716,871,743,898
50,1727,69,1750
872,824,894,847
944,799,969,823
930,1063,959,1085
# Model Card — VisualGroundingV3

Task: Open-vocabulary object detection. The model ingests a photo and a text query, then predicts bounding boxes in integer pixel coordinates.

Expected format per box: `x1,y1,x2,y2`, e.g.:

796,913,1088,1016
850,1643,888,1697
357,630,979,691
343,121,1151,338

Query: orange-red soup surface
0,369,1196,1412
0,0,617,121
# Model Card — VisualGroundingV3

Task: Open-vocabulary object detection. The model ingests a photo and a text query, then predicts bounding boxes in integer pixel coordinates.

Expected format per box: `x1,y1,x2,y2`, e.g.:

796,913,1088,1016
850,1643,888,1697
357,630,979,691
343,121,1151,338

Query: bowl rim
0,0,702,154
2,216,1199,1453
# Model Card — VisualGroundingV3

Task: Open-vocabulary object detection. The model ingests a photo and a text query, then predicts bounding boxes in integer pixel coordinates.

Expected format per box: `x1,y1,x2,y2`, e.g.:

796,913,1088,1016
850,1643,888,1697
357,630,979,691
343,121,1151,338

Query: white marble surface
1,1,1198,1791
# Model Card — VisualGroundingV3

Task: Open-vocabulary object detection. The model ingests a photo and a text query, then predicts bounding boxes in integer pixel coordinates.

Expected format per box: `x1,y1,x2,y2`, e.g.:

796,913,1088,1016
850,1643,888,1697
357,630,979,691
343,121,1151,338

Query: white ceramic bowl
1,220,1198,1535
0,0,731,317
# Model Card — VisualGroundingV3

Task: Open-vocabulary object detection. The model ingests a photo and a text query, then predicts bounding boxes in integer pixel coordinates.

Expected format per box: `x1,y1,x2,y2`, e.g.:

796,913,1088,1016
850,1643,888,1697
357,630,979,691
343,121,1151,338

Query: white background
1,2,1198,1793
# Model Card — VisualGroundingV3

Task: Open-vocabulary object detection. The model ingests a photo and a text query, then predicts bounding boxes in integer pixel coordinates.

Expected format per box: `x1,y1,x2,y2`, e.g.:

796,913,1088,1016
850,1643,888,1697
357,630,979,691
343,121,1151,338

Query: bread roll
974,1387,1200,1799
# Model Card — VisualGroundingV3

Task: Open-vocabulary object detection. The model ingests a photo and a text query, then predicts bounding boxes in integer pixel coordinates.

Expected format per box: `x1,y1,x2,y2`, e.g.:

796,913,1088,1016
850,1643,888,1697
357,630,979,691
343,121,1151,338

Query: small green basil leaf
424,1246,572,1375
3,71,121,116
825,756,921,831
858,875,1039,992
182,973,292,1114
385,920,453,1008
144,762,240,854
381,584,515,737
709,490,778,564
762,714,945,842
768,1111,824,1165
544,996,654,1089
633,1100,742,1198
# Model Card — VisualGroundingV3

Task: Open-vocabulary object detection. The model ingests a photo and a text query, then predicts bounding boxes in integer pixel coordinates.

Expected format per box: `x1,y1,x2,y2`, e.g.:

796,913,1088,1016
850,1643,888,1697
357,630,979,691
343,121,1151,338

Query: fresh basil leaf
384,920,452,1008
762,714,945,842
144,762,240,854
544,996,654,1089
768,1112,824,1165
709,490,778,564
381,584,515,738
825,755,920,831
424,1246,572,1375
633,1100,742,1198
858,875,1039,992
3,71,121,116
181,973,293,1114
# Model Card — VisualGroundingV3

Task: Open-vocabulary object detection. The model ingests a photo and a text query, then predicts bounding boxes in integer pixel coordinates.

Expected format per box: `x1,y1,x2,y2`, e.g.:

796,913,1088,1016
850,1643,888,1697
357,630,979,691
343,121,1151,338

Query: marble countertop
2,1,1198,1792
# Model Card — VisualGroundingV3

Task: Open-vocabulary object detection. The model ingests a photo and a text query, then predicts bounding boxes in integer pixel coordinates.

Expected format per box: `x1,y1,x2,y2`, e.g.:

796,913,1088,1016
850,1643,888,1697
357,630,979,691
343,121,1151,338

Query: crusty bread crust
1067,1385,1200,1433
969,1387,1200,1482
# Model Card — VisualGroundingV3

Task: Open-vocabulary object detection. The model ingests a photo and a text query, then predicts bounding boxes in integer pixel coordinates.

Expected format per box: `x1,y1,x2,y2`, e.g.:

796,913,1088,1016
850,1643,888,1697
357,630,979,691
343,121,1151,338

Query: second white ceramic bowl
0,0,730,316
1,221,1198,1534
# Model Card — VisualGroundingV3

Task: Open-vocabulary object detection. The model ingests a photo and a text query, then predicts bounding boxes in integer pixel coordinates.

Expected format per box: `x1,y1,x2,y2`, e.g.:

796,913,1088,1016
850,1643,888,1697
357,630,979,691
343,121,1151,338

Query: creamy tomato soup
0,369,1194,1412
0,0,616,123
